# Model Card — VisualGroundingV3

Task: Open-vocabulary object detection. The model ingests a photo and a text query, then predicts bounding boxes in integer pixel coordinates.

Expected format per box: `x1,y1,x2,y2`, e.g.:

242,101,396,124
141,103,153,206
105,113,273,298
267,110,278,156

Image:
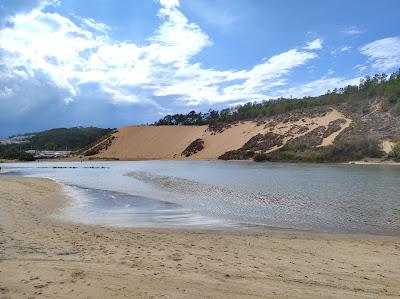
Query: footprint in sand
0,287,9,294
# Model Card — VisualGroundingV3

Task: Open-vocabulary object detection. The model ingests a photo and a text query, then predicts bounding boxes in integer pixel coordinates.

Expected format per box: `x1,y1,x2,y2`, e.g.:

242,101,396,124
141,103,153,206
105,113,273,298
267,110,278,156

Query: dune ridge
94,109,352,161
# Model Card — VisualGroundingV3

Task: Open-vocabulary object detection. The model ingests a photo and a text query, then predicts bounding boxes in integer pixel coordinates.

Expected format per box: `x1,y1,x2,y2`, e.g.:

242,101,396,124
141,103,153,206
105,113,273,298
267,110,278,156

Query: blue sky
0,0,400,137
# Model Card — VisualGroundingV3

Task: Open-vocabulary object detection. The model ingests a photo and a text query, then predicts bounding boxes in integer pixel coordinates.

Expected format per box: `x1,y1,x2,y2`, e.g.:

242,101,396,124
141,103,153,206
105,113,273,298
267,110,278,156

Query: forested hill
0,127,115,160
25,127,115,150
155,70,400,126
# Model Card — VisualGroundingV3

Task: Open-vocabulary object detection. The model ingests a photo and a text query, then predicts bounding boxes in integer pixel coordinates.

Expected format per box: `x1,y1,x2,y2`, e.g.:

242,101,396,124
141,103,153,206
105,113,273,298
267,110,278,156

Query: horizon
1,0,400,137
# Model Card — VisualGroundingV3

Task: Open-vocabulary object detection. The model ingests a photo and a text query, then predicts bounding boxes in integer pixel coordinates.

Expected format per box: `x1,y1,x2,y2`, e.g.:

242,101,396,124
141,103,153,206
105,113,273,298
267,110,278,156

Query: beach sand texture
1,176,400,298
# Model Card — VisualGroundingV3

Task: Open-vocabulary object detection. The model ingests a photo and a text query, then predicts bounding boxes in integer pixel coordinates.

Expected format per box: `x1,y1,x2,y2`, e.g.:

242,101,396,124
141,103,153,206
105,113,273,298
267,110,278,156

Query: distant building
0,134,34,145
25,150,72,159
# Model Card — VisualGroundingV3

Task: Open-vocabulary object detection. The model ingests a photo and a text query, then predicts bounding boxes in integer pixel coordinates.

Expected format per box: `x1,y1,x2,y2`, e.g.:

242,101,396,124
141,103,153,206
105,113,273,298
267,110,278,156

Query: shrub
381,99,389,111
395,101,400,115
18,152,35,161
388,142,400,161
362,103,370,114
253,153,268,162
255,137,385,163
292,143,308,151
305,152,319,162
84,149,99,156
219,149,254,160
279,151,302,161
318,138,383,162
181,138,204,157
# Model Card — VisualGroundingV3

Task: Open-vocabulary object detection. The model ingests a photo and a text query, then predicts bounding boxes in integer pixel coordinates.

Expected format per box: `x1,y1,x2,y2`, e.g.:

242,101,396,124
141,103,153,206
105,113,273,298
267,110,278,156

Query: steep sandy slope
96,125,206,160
94,109,352,160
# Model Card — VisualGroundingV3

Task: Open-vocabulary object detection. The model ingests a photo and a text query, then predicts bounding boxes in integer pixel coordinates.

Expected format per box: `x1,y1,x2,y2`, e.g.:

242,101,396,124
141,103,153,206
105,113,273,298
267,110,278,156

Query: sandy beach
1,176,400,298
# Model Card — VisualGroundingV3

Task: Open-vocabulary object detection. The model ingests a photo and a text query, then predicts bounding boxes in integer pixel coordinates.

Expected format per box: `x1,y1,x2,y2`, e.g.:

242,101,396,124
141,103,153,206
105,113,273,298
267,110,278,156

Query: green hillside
0,127,115,161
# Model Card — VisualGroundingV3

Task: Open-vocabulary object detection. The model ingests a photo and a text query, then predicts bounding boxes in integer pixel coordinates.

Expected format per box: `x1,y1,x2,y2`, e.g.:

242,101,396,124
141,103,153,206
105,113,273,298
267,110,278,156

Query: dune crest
94,109,351,161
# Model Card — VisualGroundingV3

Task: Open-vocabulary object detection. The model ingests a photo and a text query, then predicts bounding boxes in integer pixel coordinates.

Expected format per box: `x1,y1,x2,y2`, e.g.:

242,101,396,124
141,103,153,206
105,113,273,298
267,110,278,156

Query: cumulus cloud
303,38,323,50
0,0,42,24
360,36,400,71
159,0,180,9
0,0,320,106
0,0,323,135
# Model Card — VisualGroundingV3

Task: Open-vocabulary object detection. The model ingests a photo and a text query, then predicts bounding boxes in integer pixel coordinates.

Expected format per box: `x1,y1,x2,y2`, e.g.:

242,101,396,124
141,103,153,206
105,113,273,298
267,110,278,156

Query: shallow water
2,160,400,234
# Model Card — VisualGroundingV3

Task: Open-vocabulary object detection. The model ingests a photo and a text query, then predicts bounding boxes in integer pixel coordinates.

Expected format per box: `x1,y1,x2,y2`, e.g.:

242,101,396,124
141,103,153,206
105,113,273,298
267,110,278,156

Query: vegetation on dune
253,138,384,163
181,138,205,157
155,70,400,126
154,110,216,126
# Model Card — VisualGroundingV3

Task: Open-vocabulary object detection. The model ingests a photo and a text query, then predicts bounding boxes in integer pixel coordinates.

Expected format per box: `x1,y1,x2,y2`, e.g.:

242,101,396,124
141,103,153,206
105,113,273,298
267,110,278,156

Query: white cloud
149,4,211,64
275,76,361,99
331,46,352,55
303,38,323,50
75,15,111,33
0,0,321,112
339,46,352,52
64,97,74,104
0,86,13,96
344,26,362,35
353,64,368,73
159,0,180,9
360,36,400,71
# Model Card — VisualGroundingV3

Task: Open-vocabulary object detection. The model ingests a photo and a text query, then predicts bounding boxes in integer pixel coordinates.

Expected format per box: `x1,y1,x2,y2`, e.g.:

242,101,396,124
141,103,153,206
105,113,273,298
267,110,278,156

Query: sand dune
96,109,352,160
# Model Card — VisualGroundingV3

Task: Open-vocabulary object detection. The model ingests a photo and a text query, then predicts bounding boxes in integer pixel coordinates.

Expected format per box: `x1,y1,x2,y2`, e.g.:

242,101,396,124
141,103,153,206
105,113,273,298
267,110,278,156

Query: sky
0,0,400,137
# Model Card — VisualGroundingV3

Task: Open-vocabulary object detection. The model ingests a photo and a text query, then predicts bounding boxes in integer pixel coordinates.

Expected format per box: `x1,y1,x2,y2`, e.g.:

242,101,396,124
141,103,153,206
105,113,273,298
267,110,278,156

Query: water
1,160,400,235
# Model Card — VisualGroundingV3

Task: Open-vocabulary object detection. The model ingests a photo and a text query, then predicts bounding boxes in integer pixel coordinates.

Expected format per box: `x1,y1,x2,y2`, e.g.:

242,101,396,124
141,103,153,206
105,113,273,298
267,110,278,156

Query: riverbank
5,156,400,166
1,176,400,298
347,157,400,166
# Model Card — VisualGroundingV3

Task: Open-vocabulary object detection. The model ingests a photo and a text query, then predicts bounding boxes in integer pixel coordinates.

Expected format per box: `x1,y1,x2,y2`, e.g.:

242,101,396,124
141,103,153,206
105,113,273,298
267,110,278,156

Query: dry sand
1,176,400,298
94,109,352,161
382,140,395,154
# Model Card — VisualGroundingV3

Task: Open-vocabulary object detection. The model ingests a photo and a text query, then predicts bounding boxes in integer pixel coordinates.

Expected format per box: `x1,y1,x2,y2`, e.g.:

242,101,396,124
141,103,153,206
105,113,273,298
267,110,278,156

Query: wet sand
1,176,400,298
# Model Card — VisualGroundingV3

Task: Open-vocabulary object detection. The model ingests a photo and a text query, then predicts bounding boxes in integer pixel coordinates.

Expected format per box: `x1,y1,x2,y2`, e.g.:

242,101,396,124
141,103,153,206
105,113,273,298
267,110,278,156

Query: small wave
125,170,314,210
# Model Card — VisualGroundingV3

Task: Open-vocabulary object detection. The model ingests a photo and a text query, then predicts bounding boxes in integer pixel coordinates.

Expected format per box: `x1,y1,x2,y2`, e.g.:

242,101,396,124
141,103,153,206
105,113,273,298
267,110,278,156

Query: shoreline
2,156,400,166
0,156,400,166
1,176,400,298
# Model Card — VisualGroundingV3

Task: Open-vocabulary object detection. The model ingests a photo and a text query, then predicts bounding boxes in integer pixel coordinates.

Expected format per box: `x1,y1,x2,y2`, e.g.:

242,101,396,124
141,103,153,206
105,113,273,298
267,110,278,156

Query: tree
44,141,58,150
